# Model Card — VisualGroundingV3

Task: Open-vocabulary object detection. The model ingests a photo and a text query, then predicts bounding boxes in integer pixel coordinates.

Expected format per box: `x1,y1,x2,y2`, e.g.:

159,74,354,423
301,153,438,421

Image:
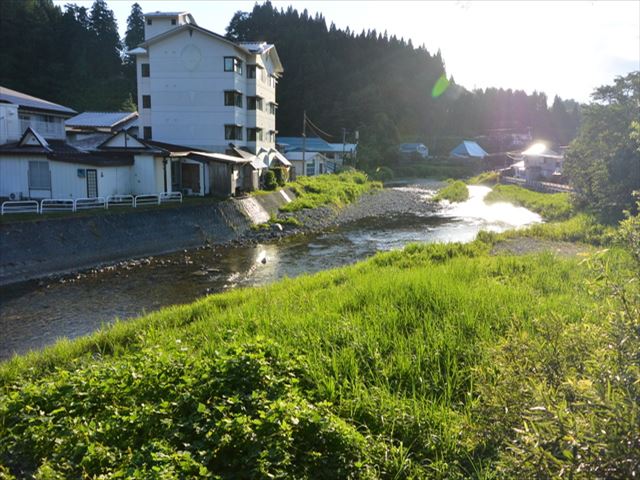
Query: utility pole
354,130,359,170
302,110,306,175
342,127,346,165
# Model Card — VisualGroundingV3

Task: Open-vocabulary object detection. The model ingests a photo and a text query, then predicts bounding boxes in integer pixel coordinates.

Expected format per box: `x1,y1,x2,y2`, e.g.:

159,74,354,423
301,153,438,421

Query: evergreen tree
124,3,145,54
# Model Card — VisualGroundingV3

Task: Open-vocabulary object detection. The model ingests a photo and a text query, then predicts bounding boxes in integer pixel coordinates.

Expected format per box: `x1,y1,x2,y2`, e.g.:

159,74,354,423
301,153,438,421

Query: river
0,182,541,360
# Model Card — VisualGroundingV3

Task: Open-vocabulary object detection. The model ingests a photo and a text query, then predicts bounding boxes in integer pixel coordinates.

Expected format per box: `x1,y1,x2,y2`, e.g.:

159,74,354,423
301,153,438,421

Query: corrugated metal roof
66,111,138,129
450,140,488,159
144,11,188,17
0,86,76,115
277,137,338,153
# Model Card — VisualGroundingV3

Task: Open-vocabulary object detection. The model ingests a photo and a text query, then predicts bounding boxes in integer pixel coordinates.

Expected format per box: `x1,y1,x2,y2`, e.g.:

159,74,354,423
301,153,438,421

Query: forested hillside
226,2,581,155
1,0,580,158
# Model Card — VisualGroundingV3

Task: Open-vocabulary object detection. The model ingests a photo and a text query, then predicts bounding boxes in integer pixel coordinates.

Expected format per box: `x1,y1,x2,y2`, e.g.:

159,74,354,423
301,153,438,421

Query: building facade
131,11,283,154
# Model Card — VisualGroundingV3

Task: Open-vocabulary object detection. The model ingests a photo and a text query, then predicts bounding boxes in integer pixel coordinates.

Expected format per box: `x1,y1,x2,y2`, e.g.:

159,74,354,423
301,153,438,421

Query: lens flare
431,74,450,98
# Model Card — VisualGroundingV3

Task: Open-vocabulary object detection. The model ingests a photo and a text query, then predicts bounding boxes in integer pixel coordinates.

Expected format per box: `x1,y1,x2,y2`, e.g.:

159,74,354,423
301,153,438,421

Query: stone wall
0,189,295,285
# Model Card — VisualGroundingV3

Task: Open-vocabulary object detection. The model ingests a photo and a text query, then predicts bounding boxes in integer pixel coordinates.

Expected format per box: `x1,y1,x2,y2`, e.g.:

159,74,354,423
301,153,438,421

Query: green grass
434,180,469,202
485,184,574,220
279,171,381,213
2,235,637,478
466,171,500,186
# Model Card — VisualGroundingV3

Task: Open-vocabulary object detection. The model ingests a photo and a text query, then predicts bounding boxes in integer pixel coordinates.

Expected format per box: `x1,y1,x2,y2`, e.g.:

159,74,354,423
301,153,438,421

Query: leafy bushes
271,167,289,187
371,166,394,182
263,170,278,191
434,180,469,202
485,184,574,220
0,342,370,478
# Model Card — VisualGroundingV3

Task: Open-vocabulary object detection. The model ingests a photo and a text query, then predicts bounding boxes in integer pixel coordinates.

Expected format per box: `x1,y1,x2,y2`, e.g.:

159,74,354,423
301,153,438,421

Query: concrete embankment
0,189,295,285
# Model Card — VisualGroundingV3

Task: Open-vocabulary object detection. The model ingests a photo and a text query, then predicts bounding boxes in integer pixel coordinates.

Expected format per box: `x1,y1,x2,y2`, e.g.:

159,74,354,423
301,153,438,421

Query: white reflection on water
441,185,542,229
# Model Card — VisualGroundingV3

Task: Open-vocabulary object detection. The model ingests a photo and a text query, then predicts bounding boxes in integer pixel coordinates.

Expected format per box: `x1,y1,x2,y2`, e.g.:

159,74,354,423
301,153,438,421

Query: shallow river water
0,182,541,359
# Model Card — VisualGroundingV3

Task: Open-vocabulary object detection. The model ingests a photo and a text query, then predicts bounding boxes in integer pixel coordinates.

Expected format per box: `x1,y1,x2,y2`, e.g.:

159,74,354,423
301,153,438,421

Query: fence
1,192,184,216
1,200,40,215
74,197,106,211
500,176,574,194
40,199,75,213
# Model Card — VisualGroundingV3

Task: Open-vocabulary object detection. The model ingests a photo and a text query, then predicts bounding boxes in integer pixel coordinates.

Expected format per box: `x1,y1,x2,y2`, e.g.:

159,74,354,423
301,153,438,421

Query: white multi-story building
130,11,283,154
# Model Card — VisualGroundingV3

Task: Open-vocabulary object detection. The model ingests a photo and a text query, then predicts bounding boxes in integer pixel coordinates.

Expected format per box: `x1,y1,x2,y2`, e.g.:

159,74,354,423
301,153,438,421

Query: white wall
0,157,30,198
0,104,21,145
51,163,133,199
137,27,278,153
132,154,158,194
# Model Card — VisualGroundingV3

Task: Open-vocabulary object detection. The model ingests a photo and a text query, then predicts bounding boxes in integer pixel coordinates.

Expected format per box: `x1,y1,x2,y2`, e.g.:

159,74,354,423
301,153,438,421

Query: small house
285,151,329,176
399,143,429,159
519,143,564,181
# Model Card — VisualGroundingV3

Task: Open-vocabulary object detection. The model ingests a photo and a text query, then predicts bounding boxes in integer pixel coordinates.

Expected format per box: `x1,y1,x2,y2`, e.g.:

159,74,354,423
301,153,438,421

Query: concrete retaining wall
0,189,296,285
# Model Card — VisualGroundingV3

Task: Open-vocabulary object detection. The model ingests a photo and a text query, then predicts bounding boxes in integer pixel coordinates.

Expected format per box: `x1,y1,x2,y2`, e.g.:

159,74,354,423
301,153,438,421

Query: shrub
271,167,289,187
372,166,394,182
467,170,500,186
264,170,277,191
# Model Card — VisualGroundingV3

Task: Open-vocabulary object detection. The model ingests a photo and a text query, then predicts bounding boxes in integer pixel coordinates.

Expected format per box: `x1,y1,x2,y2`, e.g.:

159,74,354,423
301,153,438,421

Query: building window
247,96,263,111
224,91,243,108
267,130,276,142
141,63,150,77
143,126,152,139
28,161,51,190
142,95,151,108
247,65,256,79
268,102,277,115
224,56,243,75
146,18,152,25
247,128,263,142
224,125,243,140
171,18,177,25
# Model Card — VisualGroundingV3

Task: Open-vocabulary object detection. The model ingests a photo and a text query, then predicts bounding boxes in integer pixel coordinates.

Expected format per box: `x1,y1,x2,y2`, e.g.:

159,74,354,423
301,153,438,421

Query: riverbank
1,223,637,478
0,172,380,286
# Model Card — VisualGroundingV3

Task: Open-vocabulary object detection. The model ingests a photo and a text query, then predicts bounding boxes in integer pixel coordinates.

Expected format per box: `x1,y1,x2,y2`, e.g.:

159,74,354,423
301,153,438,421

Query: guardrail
74,197,106,211
107,195,134,208
134,194,161,207
41,199,75,213
1,200,40,215
501,176,574,193
160,191,183,204
2,192,185,216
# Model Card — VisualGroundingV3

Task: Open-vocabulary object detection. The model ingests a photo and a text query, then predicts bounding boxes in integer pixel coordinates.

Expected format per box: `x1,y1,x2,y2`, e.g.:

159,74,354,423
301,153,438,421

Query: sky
53,0,640,104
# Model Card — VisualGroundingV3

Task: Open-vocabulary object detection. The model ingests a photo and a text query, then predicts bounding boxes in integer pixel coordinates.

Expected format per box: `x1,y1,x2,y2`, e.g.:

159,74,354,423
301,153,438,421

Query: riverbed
0,181,541,359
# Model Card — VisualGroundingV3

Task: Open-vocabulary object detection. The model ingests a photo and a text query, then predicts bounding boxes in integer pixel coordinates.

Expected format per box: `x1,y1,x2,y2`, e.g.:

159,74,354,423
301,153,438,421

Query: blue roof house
449,140,488,159
399,143,429,158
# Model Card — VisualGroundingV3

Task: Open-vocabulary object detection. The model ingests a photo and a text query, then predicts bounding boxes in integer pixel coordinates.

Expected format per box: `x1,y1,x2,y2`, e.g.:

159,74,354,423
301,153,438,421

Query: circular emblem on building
181,44,201,71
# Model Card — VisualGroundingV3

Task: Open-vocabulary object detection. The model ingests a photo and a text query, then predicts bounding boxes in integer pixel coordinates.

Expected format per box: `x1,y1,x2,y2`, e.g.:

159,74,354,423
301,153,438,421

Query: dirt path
491,237,592,257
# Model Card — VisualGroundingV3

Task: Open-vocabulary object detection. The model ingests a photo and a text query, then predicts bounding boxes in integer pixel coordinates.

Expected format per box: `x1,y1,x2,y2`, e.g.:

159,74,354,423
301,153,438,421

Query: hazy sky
53,0,639,103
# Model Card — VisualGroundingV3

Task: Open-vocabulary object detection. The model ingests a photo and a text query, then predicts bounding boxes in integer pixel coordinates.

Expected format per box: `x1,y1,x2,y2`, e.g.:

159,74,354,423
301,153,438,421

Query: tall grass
434,180,469,202
2,237,636,478
485,184,573,220
280,170,381,213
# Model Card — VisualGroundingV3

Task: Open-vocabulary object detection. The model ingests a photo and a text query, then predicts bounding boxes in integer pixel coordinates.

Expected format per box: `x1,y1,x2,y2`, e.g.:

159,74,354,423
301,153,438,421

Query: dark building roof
0,86,76,116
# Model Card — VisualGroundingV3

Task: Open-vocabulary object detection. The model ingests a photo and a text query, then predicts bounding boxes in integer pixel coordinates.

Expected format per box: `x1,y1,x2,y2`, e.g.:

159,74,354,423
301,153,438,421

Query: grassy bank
1,228,638,477
434,180,469,202
484,184,574,221
279,170,381,213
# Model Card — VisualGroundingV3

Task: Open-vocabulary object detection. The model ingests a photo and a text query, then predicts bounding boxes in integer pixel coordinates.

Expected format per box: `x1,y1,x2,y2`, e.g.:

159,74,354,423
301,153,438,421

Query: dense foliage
434,180,469,203
564,72,640,220
0,0,142,111
2,230,638,478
